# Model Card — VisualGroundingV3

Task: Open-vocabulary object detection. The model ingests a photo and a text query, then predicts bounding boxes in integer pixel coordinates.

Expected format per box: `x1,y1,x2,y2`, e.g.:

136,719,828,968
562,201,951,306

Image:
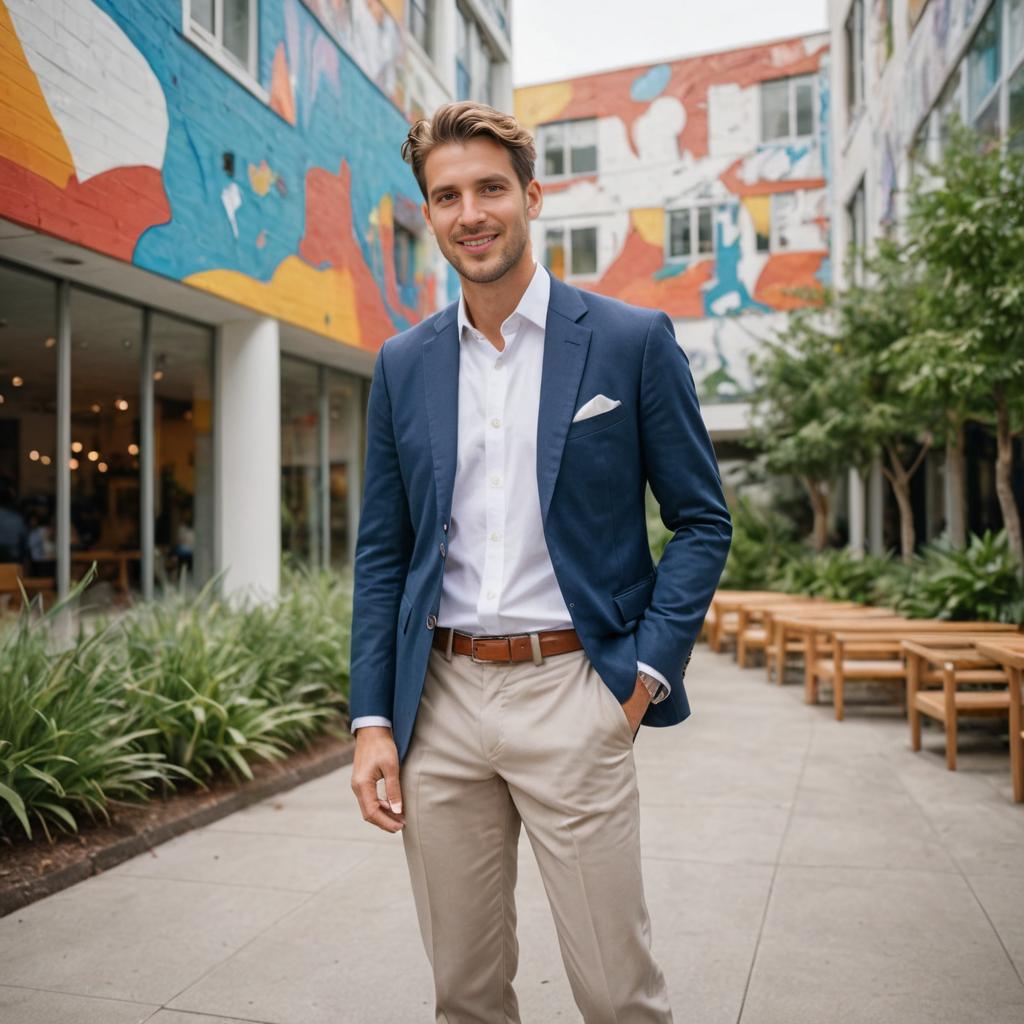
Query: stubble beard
443,213,529,285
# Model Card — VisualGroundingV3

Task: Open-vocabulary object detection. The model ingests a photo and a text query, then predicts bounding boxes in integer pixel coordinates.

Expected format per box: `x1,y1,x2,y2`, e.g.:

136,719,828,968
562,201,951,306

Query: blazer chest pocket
612,572,656,626
566,403,627,441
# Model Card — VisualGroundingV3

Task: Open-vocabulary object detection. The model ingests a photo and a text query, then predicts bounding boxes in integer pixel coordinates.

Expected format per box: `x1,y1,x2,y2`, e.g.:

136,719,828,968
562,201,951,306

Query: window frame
844,0,866,120
537,118,599,181
665,204,717,262
759,74,819,145
543,222,600,280
182,0,266,102
407,0,432,56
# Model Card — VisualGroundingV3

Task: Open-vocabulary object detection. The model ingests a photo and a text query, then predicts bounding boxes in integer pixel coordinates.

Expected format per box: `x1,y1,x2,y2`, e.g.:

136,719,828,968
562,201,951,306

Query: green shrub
719,497,801,589
879,531,1024,622
773,547,896,603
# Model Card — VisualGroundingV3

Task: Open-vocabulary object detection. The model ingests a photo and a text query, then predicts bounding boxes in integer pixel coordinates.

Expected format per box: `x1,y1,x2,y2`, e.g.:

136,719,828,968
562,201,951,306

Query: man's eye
439,193,456,202
485,184,502,193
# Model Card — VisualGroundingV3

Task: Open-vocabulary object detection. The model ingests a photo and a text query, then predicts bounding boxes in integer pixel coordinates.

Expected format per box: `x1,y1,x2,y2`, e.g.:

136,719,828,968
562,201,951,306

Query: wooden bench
805,621,1018,720
976,638,1024,802
734,594,825,668
705,590,779,653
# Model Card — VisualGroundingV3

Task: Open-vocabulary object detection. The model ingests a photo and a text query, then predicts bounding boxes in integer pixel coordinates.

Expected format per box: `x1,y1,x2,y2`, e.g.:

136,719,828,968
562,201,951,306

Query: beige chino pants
400,645,673,1024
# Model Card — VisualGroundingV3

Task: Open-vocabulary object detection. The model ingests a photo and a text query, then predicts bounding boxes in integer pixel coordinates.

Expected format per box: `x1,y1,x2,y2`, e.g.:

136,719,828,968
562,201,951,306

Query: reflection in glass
222,0,250,67
0,264,57,610
570,226,597,276
761,79,790,140
281,357,322,569
669,210,691,259
967,4,1000,119
569,120,598,174
69,288,142,608
327,370,361,571
545,227,566,279
151,314,214,592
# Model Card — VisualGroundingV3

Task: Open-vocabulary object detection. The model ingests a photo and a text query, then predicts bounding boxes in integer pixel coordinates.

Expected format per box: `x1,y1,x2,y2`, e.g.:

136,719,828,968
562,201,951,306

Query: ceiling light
40,455,51,465
87,450,99,461
12,376,23,387
71,441,83,453
115,398,129,411
29,450,39,461
128,443,139,455
69,458,79,470
90,403,101,413
44,337,56,349
98,462,108,473
153,370,164,381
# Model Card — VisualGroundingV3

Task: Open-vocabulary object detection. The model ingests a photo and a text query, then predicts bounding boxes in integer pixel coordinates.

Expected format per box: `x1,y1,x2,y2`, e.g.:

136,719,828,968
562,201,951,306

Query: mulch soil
0,731,356,918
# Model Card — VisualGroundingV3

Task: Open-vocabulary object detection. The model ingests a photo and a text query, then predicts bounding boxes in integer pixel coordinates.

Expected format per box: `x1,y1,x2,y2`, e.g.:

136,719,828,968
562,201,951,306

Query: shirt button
490,474,502,487
439,542,446,558
426,614,437,630
490,532,501,542
491,418,501,428
487,590,496,600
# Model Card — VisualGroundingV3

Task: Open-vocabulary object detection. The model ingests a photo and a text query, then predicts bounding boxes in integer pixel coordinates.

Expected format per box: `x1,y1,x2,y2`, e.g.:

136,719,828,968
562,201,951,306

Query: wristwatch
637,670,669,704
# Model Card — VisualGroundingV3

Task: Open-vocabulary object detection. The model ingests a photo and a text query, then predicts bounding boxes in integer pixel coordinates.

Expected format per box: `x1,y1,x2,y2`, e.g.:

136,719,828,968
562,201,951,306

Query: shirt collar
457,262,550,340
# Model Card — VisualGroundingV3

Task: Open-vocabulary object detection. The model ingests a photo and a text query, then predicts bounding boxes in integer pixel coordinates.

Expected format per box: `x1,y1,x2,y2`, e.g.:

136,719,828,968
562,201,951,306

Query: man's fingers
354,776,403,833
382,763,403,816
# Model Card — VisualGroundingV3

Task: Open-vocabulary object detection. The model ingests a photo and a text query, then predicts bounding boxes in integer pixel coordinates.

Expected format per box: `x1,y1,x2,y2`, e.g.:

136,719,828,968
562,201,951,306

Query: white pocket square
572,394,621,423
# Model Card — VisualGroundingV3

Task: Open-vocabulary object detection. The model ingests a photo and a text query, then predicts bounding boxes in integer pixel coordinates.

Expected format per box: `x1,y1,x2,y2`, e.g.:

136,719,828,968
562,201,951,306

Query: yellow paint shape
513,81,573,131
742,196,771,237
248,159,275,196
379,0,404,23
185,257,363,347
0,0,75,187
630,208,664,247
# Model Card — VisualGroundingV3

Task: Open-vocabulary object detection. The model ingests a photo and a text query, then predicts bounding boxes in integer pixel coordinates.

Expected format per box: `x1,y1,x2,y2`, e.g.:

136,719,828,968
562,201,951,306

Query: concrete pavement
2,646,1024,1023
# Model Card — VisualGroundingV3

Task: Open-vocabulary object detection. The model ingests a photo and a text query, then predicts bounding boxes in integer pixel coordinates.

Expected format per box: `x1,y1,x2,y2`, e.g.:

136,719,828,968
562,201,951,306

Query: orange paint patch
270,42,296,125
542,174,598,195
753,251,827,309
586,226,713,319
719,157,825,197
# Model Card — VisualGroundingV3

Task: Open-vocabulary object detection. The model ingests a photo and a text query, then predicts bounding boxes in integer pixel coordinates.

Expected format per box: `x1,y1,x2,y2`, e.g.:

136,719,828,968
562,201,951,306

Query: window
845,0,865,118
408,0,431,53
185,0,258,77
537,119,598,179
544,225,598,278
847,180,867,282
760,75,817,142
456,5,495,104
393,225,417,289
667,207,715,260
771,193,799,252
1010,62,1024,149
967,2,1001,121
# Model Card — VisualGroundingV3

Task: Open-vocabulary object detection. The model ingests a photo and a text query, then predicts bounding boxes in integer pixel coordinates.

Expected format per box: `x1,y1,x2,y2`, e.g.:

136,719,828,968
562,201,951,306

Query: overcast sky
511,0,828,86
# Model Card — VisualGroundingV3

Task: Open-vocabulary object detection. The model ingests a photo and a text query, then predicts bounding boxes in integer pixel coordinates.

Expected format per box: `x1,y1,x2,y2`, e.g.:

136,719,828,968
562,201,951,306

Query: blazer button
439,542,446,558
426,614,437,630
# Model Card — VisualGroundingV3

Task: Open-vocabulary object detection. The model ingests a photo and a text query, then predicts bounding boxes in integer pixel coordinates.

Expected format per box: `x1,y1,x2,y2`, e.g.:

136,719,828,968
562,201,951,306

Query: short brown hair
402,101,536,200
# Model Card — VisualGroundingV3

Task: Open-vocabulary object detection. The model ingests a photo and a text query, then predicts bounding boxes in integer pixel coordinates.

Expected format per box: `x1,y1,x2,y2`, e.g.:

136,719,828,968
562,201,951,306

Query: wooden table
977,639,1024,802
71,549,142,596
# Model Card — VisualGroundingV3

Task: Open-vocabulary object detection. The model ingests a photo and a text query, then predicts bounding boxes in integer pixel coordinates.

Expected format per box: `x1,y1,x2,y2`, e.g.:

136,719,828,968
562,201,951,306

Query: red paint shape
0,157,169,261
719,156,825,197
300,161,427,348
753,251,827,309
585,225,713,319
549,39,827,161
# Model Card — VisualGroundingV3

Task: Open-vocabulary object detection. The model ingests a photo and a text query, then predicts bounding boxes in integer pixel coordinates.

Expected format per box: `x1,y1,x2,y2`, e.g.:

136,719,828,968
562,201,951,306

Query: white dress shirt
351,263,667,732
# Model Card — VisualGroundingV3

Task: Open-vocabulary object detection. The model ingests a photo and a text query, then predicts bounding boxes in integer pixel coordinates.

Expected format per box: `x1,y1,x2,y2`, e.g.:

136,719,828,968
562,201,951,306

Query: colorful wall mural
0,0,439,351
515,34,831,402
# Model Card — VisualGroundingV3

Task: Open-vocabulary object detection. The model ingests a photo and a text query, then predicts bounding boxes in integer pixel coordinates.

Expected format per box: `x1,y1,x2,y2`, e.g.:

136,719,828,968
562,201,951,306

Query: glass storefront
0,265,58,609
280,356,363,573
0,260,215,611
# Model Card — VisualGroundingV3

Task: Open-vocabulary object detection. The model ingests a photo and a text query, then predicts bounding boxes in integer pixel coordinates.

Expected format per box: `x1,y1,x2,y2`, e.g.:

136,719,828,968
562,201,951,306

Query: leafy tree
903,123,1024,566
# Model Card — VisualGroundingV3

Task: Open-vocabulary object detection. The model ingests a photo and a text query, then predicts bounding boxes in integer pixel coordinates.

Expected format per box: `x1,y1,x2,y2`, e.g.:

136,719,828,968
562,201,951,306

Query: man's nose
459,197,487,226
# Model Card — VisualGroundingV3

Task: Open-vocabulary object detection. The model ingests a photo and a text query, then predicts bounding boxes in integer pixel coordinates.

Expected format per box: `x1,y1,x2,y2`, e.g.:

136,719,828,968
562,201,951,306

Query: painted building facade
0,0,511,607
515,33,832,439
829,0,1024,549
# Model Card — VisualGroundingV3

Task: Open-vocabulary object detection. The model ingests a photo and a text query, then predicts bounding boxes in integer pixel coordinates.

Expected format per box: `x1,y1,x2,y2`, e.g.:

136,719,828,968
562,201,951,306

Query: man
350,101,731,1023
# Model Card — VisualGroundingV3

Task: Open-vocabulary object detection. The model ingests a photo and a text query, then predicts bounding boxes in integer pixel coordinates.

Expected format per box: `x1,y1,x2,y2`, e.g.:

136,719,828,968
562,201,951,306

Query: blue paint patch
815,255,832,288
447,263,461,305
630,64,671,103
654,261,689,281
701,204,770,317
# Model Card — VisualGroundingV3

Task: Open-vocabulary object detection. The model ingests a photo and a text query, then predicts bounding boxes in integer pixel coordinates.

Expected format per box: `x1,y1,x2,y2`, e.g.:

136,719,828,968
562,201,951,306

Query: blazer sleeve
635,311,732,686
349,345,415,720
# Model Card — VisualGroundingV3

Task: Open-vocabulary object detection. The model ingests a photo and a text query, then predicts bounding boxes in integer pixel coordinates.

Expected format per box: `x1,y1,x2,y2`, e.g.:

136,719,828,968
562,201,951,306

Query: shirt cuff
637,661,671,698
350,716,393,732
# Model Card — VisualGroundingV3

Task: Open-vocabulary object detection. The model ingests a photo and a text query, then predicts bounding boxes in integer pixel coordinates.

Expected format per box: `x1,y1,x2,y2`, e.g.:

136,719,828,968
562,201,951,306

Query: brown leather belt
432,626,583,663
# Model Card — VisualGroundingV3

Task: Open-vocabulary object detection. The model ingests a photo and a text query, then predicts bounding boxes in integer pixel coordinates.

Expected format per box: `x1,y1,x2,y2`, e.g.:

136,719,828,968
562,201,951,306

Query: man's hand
621,675,653,736
351,726,405,833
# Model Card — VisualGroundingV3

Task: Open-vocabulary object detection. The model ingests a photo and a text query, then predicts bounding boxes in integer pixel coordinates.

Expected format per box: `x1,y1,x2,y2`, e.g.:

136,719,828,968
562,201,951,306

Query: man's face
421,137,541,285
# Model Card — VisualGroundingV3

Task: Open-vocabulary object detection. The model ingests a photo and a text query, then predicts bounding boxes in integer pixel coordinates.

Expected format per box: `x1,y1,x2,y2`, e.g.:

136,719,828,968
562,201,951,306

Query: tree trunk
883,446,918,563
994,386,1024,569
801,476,829,552
945,417,966,551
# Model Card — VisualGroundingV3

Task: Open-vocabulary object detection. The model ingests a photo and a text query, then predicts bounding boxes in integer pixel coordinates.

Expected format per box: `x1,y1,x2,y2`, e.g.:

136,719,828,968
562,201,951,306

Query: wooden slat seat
814,657,906,679
915,690,1009,715
974,640,1024,802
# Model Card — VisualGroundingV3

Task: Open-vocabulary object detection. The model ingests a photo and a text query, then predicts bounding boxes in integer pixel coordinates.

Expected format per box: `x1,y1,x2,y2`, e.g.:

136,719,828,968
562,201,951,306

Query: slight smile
457,234,499,253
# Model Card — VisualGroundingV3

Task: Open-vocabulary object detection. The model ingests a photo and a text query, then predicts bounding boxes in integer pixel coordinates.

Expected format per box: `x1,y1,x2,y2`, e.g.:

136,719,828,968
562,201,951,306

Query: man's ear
421,201,435,237
526,179,543,221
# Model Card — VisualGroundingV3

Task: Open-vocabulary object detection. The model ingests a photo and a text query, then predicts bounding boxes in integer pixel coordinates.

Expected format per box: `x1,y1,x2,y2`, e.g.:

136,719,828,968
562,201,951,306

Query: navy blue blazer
350,271,732,761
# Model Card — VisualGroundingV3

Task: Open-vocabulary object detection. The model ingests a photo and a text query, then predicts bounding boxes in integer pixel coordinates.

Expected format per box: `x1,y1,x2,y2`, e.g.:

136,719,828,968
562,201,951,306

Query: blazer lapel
536,276,591,523
422,304,460,526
